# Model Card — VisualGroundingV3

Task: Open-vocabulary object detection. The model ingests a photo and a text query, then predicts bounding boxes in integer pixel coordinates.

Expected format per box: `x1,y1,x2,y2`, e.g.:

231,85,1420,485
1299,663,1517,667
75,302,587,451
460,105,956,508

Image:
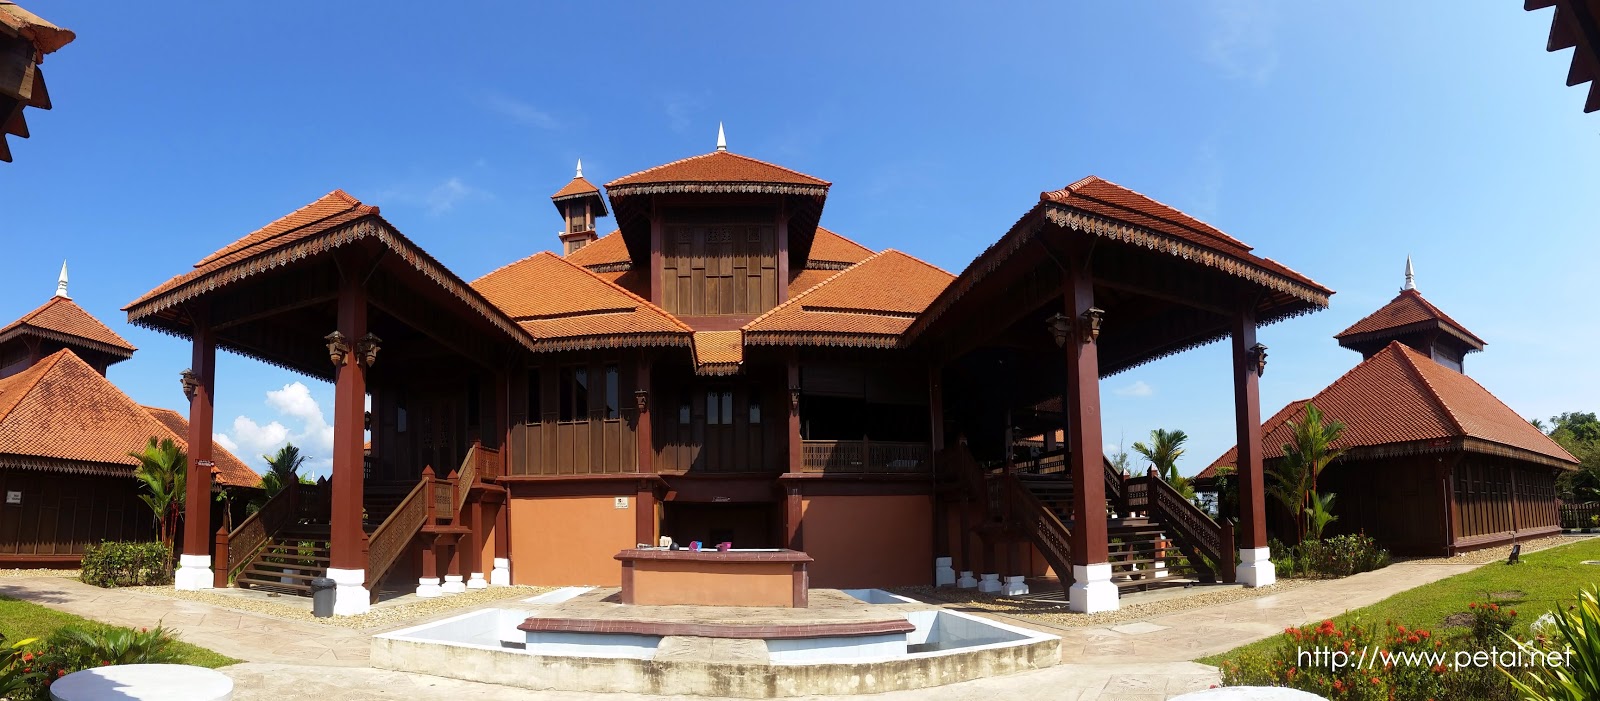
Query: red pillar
329,267,370,608
636,357,654,473
176,319,216,589
1064,258,1114,612
787,358,802,473
1231,305,1274,587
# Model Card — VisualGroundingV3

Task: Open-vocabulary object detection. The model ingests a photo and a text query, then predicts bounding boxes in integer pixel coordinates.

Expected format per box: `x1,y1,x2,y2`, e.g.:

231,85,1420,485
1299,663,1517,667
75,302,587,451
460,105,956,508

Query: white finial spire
1403,255,1416,292
575,158,583,179
716,122,727,152
54,260,69,299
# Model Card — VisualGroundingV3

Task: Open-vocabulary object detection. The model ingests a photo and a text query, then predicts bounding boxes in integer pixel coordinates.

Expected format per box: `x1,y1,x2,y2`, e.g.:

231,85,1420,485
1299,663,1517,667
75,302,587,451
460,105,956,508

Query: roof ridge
606,150,830,188
543,253,694,333
812,225,875,260
1387,342,1467,436
0,348,67,425
193,190,374,268
877,248,954,278
1051,175,1249,252
744,252,886,331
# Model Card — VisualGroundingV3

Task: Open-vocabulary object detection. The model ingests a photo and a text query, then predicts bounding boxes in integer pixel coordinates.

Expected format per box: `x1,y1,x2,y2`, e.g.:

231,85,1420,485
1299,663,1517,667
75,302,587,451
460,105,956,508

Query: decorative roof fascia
0,454,133,479
1336,319,1486,354
585,261,632,274
0,324,134,360
126,217,538,353
743,331,904,350
694,361,743,376
528,333,691,354
606,182,828,199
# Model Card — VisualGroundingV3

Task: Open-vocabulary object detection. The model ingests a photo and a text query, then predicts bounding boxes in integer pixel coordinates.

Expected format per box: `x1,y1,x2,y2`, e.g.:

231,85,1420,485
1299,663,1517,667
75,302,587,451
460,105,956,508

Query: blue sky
2,2,1596,479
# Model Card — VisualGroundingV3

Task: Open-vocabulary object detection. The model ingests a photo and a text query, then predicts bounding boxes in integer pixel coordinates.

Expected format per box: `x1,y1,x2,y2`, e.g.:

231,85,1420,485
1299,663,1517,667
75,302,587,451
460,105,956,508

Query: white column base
467,572,488,590
490,558,511,586
174,554,214,591
328,567,370,616
1002,575,1029,596
977,573,1002,593
956,571,978,589
442,574,466,594
1068,563,1119,613
416,577,442,598
934,557,956,587
1236,546,1276,588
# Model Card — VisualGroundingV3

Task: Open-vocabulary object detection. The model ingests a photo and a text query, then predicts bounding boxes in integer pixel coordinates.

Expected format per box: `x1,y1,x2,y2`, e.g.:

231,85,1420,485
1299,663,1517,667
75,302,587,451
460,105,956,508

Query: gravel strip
127,584,552,630
0,569,77,579
896,578,1315,629
1395,534,1581,566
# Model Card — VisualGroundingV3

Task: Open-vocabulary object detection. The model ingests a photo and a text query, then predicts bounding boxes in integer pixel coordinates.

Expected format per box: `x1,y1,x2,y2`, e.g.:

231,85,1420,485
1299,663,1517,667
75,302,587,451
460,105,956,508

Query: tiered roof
0,349,258,486
1334,289,1485,352
605,150,830,197
745,250,954,348
0,296,136,361
471,252,691,351
1199,341,1578,478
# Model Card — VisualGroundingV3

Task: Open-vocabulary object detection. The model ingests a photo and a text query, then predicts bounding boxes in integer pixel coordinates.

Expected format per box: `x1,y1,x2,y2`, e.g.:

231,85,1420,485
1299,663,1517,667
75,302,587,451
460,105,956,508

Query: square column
490,499,512,585
176,321,216,590
329,265,371,614
1231,306,1274,588
1062,261,1116,613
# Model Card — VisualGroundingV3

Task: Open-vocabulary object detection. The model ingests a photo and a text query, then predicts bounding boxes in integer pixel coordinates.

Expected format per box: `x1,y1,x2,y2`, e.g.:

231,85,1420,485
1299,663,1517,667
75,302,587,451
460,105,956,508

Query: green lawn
1200,537,1600,666
0,594,238,668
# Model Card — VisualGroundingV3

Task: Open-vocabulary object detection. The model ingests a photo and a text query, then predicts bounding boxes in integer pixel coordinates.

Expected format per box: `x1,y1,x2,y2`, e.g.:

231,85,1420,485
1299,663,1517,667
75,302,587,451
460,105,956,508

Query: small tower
1334,257,1484,373
550,159,609,256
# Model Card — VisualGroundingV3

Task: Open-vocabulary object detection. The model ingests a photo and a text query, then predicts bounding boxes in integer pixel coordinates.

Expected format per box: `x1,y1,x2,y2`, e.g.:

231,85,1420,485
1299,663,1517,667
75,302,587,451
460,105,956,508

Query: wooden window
678,397,692,424
748,389,762,424
559,367,589,423
706,389,733,425
604,365,620,420
526,369,542,423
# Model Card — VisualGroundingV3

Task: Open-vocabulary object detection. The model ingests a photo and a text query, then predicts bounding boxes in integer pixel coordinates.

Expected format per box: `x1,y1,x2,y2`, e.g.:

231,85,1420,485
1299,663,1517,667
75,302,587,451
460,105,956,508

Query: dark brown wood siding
653,363,784,474
0,470,153,561
660,208,779,318
1453,457,1559,542
507,357,640,476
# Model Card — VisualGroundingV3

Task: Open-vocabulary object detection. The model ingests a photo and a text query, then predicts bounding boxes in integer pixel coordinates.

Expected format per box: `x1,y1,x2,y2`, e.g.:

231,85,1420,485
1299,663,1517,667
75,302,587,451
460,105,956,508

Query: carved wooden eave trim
606,182,828,198
528,333,691,354
743,331,903,350
0,454,136,479
0,325,134,360
804,261,856,271
693,361,743,376
1042,203,1331,310
1263,436,1579,472
1336,320,1486,354
125,218,539,353
585,261,632,274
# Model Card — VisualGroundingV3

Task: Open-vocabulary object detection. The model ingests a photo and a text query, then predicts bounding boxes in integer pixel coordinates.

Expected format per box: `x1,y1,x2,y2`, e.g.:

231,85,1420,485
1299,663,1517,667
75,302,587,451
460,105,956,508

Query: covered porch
912,176,1332,612
125,192,532,614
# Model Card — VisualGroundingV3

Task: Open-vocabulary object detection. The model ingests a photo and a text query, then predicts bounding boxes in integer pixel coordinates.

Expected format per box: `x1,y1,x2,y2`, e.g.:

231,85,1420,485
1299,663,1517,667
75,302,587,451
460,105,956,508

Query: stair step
242,568,324,581
255,553,330,565
238,579,312,594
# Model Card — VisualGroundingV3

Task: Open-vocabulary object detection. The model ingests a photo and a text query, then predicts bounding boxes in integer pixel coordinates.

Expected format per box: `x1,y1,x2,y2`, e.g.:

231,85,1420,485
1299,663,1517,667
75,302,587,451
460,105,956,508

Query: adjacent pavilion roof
550,174,608,217
0,348,258,486
1198,341,1579,478
691,330,744,376
471,252,691,352
0,1,75,162
1526,0,1600,113
745,250,954,349
1334,288,1486,352
564,229,630,270
0,295,136,362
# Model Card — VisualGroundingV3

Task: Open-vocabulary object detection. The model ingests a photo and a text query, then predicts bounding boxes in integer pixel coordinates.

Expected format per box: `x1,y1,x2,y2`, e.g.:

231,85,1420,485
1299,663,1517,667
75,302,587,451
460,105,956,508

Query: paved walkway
0,560,1485,700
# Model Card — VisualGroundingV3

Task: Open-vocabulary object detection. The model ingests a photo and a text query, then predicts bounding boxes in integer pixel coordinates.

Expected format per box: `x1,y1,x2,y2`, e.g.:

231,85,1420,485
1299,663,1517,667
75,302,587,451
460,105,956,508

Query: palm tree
1270,403,1347,544
128,437,186,557
260,443,308,498
1133,429,1195,499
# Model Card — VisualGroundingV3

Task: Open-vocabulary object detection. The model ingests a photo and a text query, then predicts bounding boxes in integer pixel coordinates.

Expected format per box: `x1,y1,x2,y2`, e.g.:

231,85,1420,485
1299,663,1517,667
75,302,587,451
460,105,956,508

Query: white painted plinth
490,557,511,586
1002,575,1029,596
442,574,466,594
173,554,213,591
328,567,370,616
467,572,488,589
50,663,233,701
1236,546,1276,588
956,570,978,589
977,573,1001,593
416,577,442,598
1068,563,1118,613
934,557,956,587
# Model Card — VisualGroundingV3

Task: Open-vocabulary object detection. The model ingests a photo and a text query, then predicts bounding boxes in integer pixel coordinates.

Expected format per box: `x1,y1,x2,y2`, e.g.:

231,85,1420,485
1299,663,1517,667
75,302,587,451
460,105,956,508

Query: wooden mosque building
0,267,258,567
1198,260,1577,556
126,126,1334,615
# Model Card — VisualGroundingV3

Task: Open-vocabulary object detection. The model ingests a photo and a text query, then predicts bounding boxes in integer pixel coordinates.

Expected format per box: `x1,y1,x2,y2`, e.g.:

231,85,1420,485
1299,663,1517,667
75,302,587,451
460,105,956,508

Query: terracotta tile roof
550,176,608,216
472,252,691,351
0,1,74,54
0,1,74,162
692,331,744,375
1334,289,1485,350
787,269,838,297
0,349,259,485
140,405,260,489
605,150,830,196
564,230,629,268
1040,176,1329,299
809,227,874,265
745,250,954,347
0,296,136,358
1200,342,1578,477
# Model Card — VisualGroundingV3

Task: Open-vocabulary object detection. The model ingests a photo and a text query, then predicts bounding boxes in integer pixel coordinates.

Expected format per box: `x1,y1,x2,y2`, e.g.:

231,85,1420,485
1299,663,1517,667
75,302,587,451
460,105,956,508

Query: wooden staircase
235,523,332,595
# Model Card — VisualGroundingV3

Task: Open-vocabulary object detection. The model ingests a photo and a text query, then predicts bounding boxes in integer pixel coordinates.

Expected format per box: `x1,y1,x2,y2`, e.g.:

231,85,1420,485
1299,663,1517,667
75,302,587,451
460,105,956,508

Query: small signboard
4,491,20,505
196,460,215,468
614,496,629,509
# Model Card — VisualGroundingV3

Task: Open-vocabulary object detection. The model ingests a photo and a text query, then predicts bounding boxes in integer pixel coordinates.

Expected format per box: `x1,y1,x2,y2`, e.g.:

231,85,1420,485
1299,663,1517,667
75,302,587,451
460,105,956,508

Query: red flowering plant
1219,618,1485,700
10,624,179,701
0,634,42,699
1468,600,1518,644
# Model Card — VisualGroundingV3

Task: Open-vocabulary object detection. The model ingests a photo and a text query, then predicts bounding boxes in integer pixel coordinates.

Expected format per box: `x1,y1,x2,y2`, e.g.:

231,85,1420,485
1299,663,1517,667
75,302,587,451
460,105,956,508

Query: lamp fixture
325,331,350,368
634,388,649,412
179,368,198,402
1081,307,1105,343
1249,343,1269,377
1046,313,1071,348
789,386,802,414
356,332,382,368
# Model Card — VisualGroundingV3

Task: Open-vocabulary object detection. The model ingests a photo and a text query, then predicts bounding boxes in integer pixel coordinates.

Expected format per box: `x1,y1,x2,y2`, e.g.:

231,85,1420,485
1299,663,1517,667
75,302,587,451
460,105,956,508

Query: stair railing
1007,473,1076,589
1138,467,1231,581
363,468,434,595
219,480,300,585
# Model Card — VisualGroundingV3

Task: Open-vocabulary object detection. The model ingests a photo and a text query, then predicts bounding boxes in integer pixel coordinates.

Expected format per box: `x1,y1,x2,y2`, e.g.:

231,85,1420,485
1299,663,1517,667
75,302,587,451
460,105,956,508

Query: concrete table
1170,687,1324,700
615,548,812,607
50,663,233,701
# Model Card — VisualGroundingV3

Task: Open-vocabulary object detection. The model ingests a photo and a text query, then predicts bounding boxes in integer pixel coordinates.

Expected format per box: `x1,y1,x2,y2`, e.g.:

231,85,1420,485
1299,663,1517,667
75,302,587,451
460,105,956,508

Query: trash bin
310,577,336,618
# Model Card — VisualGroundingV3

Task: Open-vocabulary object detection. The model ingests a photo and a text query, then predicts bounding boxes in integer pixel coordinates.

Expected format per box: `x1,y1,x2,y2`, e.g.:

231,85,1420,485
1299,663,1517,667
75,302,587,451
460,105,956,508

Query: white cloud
375,176,489,216
216,382,336,478
1114,380,1155,398
1202,0,1279,84
483,94,558,129
662,92,705,134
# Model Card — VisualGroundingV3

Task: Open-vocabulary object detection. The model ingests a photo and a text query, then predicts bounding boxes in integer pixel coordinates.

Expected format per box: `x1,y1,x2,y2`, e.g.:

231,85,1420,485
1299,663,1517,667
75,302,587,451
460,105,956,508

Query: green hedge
79,542,171,588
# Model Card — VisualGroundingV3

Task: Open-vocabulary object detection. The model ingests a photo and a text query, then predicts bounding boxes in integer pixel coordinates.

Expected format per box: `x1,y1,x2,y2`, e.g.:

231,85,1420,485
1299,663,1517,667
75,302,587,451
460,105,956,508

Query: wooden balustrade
1136,471,1226,581
1007,473,1075,589
220,480,302,584
799,439,930,474
364,470,432,595
1561,501,1600,529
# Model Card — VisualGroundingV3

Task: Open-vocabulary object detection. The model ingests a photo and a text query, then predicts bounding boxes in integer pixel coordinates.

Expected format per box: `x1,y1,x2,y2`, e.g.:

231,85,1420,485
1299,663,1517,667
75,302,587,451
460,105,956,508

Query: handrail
1139,470,1226,575
1007,473,1075,589
452,443,479,517
224,480,299,581
363,471,431,594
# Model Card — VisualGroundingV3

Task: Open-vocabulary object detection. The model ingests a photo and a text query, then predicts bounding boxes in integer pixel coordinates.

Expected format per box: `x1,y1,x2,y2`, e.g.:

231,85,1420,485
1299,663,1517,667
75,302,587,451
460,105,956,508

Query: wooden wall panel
0,471,153,560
